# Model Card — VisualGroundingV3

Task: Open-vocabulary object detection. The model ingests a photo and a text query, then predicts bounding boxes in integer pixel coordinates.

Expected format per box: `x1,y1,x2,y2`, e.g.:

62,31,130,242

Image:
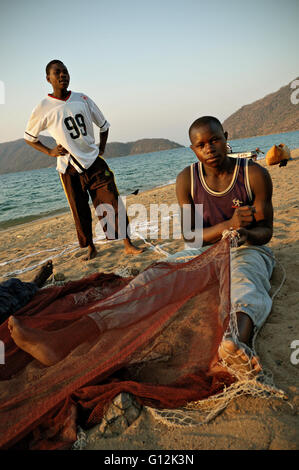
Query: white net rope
146,378,288,428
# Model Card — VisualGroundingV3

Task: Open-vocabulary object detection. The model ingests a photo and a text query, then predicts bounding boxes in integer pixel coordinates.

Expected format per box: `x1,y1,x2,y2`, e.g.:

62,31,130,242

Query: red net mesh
0,238,234,450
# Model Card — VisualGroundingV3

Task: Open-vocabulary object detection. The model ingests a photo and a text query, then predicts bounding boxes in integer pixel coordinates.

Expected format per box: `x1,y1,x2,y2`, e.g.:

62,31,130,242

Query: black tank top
191,158,253,228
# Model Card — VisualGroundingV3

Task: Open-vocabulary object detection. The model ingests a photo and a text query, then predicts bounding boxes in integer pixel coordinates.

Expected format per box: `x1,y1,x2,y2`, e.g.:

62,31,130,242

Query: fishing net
0,237,269,450
145,233,288,430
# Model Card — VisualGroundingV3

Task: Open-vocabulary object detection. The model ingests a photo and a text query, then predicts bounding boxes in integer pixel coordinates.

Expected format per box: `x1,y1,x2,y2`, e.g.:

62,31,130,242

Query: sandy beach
0,150,299,450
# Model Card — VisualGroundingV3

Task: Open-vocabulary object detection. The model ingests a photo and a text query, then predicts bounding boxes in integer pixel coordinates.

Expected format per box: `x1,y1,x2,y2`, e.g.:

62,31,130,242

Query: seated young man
8,116,275,380
174,115,275,377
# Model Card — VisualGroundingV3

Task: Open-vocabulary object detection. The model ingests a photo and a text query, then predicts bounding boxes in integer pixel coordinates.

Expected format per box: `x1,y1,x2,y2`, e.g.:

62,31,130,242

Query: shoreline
0,155,268,232
0,180,177,233
1,149,297,238
0,207,69,232
2,135,298,231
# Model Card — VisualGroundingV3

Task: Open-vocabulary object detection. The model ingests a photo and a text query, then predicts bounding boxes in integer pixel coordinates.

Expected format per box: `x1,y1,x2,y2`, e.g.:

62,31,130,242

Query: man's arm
84,95,110,156
98,129,109,156
25,140,68,157
237,162,273,246
24,105,68,158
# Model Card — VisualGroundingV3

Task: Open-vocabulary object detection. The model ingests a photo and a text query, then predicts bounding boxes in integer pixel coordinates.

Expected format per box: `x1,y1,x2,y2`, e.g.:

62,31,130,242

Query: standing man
24,60,143,260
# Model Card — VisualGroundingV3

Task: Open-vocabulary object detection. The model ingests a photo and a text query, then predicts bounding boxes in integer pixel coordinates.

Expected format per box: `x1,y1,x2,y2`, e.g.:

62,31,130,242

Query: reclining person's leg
8,315,99,366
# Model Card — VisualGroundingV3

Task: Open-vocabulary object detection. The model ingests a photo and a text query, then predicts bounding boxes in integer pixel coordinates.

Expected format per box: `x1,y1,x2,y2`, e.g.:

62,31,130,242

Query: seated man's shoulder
248,159,269,174
176,165,191,183
176,166,192,199
248,160,272,183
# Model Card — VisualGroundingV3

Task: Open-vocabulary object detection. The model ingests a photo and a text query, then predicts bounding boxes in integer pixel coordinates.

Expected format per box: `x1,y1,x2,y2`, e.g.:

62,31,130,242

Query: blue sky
0,0,298,145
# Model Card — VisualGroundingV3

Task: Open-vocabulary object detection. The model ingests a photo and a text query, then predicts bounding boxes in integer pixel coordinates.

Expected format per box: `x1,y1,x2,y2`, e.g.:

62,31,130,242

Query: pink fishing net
0,238,234,449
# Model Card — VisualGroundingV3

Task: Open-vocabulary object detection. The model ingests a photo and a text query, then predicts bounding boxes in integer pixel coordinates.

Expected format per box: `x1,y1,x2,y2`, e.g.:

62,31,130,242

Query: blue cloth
0,278,38,324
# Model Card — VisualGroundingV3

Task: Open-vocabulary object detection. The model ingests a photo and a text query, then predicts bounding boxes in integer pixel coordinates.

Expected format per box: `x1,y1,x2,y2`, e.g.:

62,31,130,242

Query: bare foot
32,260,53,287
124,239,144,255
83,244,98,261
217,339,262,380
8,316,63,366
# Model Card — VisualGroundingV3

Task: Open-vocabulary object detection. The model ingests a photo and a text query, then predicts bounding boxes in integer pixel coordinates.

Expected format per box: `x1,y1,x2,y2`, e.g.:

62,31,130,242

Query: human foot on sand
82,244,98,261
8,316,63,366
32,260,53,287
124,239,144,255
217,338,262,379
210,311,262,380
82,240,144,260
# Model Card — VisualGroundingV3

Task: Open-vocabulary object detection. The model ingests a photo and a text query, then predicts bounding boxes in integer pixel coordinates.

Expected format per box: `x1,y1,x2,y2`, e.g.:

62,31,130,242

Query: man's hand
236,227,249,246
48,145,68,157
230,205,256,229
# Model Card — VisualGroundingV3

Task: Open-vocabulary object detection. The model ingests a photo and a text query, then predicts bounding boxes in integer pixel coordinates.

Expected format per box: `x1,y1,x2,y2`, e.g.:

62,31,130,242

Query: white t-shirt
24,91,110,173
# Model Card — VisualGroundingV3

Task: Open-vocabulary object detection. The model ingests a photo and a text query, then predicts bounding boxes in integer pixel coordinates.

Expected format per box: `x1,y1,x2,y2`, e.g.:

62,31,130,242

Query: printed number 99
64,114,87,139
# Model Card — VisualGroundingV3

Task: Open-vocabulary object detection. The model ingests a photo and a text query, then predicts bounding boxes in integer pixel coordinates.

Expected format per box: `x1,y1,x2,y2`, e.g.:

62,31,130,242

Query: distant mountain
0,137,183,175
103,138,183,158
222,77,299,139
